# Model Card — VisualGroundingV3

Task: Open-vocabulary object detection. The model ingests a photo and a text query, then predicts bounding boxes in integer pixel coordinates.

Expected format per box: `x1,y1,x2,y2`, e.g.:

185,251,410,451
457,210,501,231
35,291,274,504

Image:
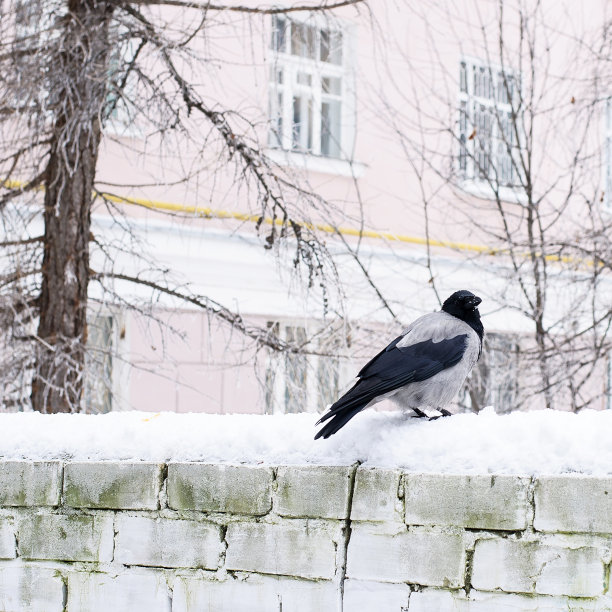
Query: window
11,1,64,112
104,26,139,130
459,332,520,413
84,315,116,413
269,16,348,159
458,59,518,188
264,321,341,414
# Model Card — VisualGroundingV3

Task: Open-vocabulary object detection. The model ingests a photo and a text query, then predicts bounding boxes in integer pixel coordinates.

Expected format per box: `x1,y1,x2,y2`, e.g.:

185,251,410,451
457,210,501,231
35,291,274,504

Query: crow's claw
429,408,453,420
411,407,428,419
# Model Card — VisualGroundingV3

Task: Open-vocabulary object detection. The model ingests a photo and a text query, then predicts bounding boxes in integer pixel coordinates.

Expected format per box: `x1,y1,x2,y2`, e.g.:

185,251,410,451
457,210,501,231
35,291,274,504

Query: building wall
4,1,608,413
85,0,612,415
1,460,611,611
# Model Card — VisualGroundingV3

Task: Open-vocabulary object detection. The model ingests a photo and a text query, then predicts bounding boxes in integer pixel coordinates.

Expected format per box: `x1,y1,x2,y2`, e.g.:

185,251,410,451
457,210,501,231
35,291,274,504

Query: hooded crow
314,290,484,439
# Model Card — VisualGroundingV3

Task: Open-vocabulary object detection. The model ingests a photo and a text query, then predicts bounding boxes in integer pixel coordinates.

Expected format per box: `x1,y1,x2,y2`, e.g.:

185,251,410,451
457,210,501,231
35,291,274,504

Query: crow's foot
428,408,453,421
411,407,428,419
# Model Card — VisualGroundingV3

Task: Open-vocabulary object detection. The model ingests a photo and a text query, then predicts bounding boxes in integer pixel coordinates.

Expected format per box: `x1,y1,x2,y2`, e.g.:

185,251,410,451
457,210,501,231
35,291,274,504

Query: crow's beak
467,296,482,308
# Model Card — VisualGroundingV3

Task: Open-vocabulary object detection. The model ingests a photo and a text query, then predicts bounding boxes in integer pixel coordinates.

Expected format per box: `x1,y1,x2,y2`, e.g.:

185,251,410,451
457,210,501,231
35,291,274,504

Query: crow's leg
428,408,453,421
411,407,428,419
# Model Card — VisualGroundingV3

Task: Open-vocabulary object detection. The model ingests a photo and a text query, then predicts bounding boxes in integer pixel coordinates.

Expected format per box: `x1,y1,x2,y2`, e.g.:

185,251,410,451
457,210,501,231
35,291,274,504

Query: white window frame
264,319,344,415
267,14,356,164
457,57,524,200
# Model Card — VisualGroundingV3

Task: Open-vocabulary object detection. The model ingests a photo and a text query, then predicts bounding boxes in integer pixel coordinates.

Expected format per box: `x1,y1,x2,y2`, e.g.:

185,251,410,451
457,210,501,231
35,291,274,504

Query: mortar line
158,463,169,511
337,460,362,612
61,572,68,612
59,461,66,508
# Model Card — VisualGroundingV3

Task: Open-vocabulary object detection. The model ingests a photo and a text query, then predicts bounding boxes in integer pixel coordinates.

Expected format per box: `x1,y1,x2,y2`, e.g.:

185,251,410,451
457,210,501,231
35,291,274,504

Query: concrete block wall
0,461,610,611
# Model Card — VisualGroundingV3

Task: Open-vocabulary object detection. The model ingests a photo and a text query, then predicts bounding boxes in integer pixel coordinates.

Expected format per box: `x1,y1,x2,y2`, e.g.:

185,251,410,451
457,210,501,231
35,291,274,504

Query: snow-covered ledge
0,410,611,611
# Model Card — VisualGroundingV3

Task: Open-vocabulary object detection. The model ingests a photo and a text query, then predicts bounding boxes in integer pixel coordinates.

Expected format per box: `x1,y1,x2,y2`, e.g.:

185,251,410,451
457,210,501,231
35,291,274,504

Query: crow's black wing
315,334,468,439
355,333,404,378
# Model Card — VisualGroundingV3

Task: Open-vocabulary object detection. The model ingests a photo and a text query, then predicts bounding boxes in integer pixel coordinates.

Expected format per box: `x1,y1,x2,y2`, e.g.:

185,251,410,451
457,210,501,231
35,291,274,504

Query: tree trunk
31,0,112,413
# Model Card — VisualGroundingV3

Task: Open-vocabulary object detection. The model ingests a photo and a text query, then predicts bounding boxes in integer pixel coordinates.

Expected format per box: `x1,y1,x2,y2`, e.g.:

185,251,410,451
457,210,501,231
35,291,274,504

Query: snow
0,408,611,475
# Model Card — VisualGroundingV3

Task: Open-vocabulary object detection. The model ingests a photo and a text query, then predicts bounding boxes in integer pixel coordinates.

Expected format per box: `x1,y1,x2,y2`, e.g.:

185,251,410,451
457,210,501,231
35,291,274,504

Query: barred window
458,59,519,188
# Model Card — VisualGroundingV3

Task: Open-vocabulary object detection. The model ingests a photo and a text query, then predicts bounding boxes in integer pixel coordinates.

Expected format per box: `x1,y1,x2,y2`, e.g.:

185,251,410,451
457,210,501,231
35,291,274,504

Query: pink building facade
78,0,612,415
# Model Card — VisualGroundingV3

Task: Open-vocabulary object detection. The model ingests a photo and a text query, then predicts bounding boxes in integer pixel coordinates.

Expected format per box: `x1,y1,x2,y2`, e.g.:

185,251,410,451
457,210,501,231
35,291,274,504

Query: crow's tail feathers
314,382,374,440
314,405,363,440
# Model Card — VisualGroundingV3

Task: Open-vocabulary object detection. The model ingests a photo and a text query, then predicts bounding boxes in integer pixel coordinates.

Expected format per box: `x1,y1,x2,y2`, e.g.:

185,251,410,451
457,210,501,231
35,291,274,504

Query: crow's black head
442,290,484,340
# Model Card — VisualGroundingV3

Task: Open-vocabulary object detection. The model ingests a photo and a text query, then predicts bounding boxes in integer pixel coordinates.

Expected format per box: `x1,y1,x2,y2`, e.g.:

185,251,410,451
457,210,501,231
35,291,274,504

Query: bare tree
0,0,368,413
376,0,612,412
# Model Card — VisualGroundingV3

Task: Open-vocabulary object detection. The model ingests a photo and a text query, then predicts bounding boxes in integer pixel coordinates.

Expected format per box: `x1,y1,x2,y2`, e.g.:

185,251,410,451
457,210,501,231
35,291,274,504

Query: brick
67,569,171,612
347,525,465,587
64,461,162,510
167,463,273,515
535,476,612,533
350,468,403,523
0,565,65,612
0,519,16,559
0,461,61,506
467,590,611,611
115,515,222,569
172,574,336,612
275,465,352,519
408,589,463,611
225,521,337,579
18,513,113,562
410,589,612,611
472,538,604,597
404,474,529,530
343,579,410,612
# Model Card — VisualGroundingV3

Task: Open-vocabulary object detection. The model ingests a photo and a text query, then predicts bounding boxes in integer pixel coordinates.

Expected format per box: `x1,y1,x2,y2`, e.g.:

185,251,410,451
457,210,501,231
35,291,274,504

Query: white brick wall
347,526,465,586
472,538,605,597
0,461,609,611
114,515,223,569
224,521,339,579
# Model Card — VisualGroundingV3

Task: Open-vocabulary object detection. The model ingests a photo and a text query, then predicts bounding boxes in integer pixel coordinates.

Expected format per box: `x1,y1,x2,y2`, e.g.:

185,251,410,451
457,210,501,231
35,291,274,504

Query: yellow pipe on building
0,177,584,265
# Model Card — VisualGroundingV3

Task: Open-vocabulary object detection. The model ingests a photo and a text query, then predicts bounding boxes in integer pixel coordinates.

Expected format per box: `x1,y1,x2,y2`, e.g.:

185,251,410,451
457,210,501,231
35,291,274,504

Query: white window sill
265,148,365,178
456,179,527,204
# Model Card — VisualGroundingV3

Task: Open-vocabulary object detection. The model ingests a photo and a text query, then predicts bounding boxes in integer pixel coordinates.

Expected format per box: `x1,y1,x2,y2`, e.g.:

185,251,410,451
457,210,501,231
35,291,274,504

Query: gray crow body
315,290,484,440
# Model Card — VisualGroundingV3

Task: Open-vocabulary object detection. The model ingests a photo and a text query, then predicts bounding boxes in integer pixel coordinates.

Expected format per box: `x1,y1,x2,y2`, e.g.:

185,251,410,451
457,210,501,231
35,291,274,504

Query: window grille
458,59,518,188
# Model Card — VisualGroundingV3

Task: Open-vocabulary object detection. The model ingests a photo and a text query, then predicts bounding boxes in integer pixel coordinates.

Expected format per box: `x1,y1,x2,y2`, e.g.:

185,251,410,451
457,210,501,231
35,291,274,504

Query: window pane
84,315,114,413
292,94,313,151
291,22,316,59
459,134,467,173
459,100,467,133
268,90,283,148
322,76,342,95
320,29,342,64
271,16,286,51
285,326,307,414
321,99,341,158
264,322,280,414
460,61,467,93
297,72,312,86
